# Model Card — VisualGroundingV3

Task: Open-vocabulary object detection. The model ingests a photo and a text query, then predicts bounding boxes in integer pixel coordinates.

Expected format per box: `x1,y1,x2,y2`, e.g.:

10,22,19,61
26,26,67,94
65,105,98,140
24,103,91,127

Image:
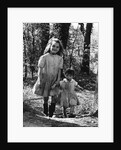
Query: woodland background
23,23,98,127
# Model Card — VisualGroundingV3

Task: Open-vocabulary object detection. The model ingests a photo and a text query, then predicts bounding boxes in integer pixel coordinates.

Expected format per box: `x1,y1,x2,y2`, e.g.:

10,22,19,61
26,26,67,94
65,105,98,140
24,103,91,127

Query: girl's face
65,74,73,81
50,41,60,54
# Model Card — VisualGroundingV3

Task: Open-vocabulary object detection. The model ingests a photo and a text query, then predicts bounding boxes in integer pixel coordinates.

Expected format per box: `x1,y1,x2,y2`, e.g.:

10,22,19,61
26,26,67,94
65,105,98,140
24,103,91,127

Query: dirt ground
23,111,98,127
23,90,98,127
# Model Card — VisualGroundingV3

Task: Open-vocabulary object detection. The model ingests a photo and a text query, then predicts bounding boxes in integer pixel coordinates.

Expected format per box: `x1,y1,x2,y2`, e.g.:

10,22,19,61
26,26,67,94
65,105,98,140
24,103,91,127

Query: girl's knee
70,106,74,113
51,96,57,103
63,107,67,117
44,97,49,103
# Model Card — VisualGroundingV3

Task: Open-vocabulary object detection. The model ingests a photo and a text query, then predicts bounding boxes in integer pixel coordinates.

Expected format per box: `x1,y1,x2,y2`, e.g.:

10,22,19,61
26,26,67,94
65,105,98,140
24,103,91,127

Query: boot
49,103,56,117
63,107,67,118
43,103,48,116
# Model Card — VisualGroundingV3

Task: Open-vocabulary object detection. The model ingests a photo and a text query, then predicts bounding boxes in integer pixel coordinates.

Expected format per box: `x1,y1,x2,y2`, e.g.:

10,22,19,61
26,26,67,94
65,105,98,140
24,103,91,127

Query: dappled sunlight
23,86,98,127
23,23,98,127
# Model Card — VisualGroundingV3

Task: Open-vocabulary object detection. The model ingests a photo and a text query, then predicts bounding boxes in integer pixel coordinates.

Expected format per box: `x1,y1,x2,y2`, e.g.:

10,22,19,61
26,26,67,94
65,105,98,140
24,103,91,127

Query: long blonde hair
44,37,64,56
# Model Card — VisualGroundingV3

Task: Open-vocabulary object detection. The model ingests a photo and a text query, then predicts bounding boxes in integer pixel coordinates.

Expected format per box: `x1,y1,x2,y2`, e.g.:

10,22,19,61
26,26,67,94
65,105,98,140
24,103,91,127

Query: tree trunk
40,23,50,56
69,53,73,68
30,65,34,80
29,25,36,79
32,69,33,79
79,23,85,36
23,38,27,79
82,23,93,75
24,64,27,79
52,23,71,49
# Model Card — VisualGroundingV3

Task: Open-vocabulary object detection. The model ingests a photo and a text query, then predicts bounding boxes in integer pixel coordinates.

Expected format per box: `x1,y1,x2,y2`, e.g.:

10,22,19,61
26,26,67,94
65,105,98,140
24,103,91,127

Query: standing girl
33,37,64,117
59,69,83,118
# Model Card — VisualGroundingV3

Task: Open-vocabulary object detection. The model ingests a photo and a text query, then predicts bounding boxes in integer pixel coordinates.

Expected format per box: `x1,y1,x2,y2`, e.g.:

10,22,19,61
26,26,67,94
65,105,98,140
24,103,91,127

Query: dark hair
43,37,64,56
65,68,75,77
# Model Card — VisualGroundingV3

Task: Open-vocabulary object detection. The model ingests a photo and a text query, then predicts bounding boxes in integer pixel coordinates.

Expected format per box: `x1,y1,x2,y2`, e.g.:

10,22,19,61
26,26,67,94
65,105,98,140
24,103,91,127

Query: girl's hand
51,84,56,89
37,77,40,85
80,87,83,91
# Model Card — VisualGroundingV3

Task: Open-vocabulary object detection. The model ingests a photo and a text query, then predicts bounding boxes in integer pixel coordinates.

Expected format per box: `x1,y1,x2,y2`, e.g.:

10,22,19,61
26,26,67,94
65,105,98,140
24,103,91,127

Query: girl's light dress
33,53,63,97
59,78,80,108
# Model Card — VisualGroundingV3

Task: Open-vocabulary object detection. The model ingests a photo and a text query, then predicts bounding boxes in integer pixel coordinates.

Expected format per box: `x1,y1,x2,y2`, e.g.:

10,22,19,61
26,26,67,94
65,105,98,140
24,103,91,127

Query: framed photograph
8,7,113,143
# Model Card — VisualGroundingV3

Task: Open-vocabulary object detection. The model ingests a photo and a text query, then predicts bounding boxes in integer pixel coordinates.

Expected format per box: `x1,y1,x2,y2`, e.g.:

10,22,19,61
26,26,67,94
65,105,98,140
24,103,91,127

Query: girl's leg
43,97,49,116
63,107,67,118
69,106,76,118
70,106,74,114
49,96,57,117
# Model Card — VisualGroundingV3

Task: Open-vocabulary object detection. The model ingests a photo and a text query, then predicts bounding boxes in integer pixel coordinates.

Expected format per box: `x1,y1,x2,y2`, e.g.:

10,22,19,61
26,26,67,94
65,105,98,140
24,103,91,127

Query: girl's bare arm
37,67,43,83
75,84,83,91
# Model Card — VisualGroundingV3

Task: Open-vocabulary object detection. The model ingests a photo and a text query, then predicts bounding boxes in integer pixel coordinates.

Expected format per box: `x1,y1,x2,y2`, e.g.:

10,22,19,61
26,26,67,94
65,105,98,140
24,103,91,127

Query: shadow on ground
23,112,81,127
23,97,98,127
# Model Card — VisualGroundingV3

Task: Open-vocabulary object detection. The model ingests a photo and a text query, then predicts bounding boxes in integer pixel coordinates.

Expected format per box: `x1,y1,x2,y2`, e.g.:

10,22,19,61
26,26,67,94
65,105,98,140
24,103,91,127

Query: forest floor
23,73,98,127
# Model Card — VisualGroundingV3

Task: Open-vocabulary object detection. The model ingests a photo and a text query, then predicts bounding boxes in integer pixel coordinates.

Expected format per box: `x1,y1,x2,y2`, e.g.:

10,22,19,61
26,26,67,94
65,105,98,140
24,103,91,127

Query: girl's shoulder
63,78,68,82
39,53,50,59
43,53,50,57
71,79,78,86
60,78,67,84
71,79,76,82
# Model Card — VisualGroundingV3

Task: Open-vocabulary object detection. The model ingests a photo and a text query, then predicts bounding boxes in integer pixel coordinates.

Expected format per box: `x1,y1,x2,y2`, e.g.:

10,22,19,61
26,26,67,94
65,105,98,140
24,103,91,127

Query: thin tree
23,24,29,79
29,25,36,79
79,23,85,36
39,23,50,56
81,23,93,75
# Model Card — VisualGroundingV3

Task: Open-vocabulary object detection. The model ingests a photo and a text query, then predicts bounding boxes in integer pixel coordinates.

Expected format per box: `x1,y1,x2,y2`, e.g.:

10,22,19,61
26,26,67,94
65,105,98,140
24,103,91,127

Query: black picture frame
1,0,119,146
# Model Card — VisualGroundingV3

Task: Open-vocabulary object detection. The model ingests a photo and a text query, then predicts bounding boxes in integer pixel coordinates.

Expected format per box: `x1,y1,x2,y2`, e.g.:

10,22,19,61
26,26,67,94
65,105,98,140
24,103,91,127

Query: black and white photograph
8,8,113,142
23,22,98,127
